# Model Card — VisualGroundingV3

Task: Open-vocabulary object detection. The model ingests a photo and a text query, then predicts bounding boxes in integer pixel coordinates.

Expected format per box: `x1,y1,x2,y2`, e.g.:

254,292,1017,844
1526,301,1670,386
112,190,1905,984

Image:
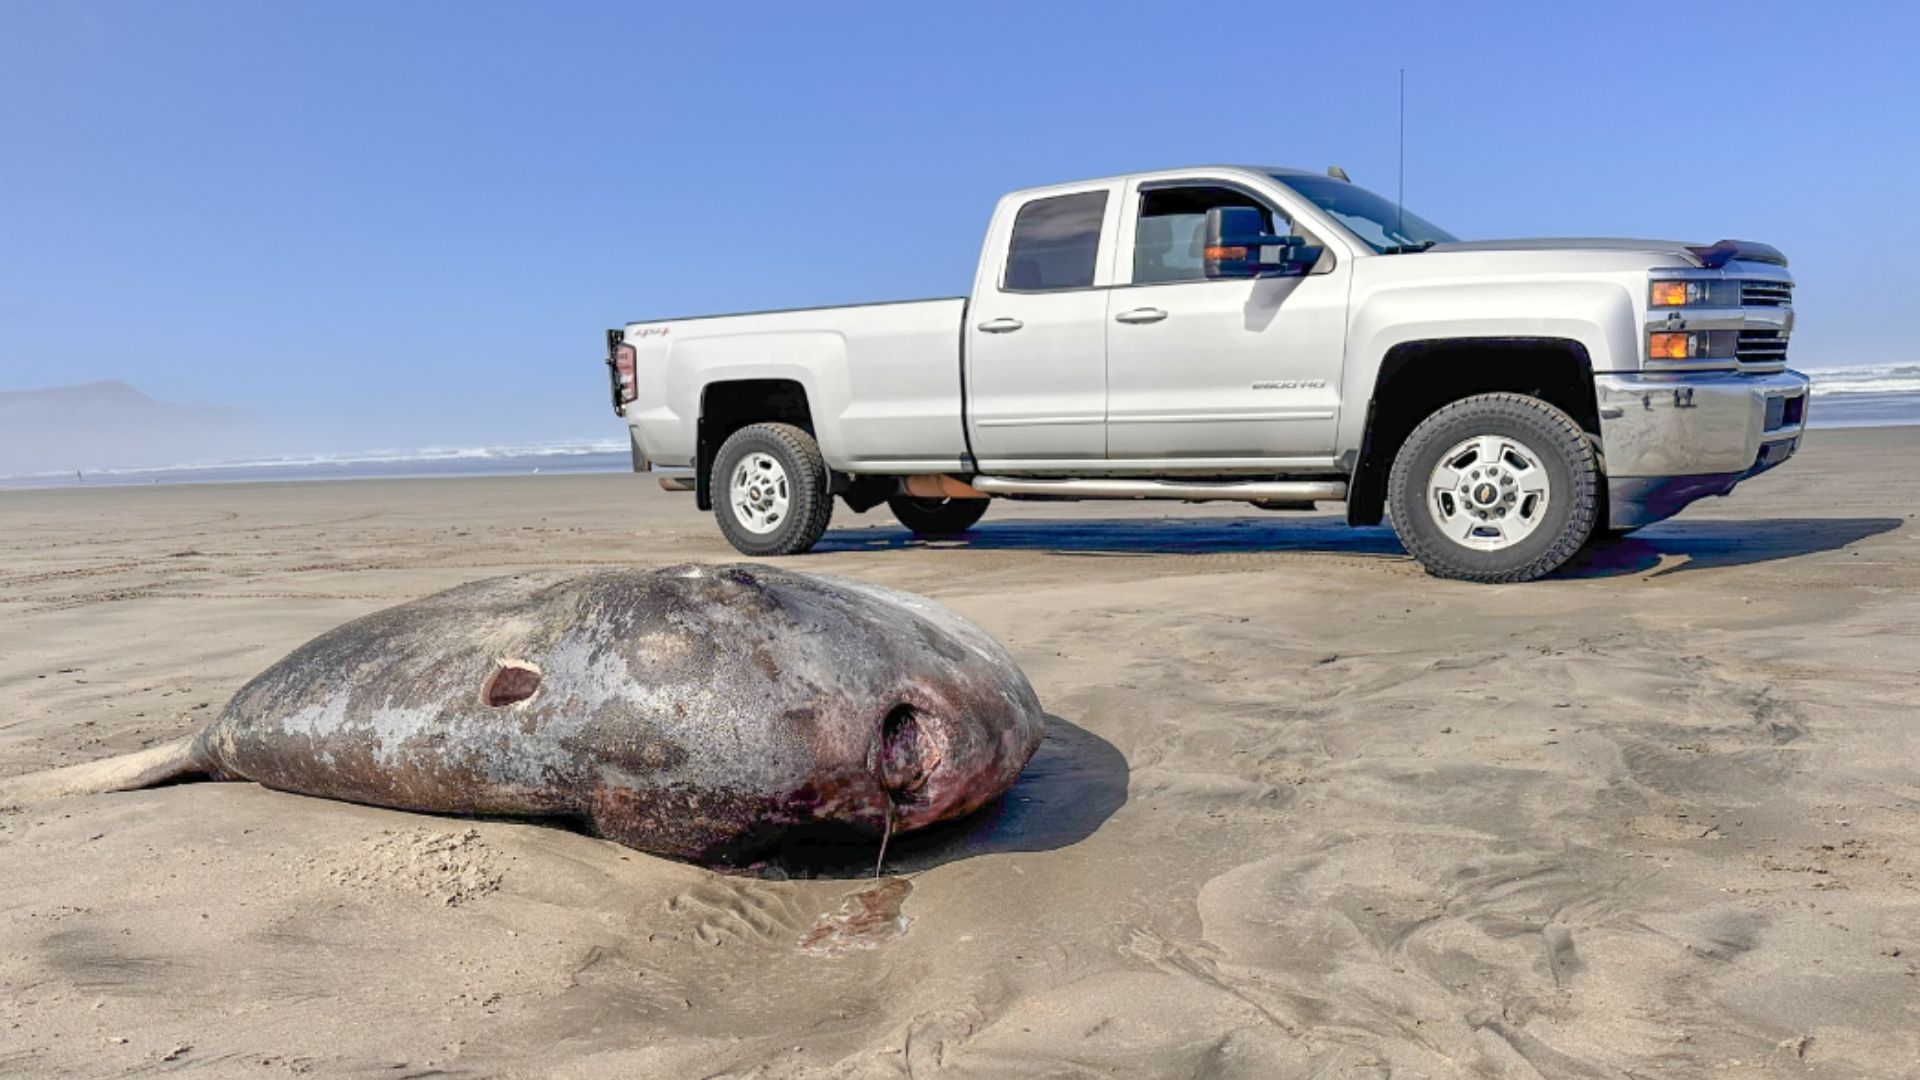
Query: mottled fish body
10,565,1046,865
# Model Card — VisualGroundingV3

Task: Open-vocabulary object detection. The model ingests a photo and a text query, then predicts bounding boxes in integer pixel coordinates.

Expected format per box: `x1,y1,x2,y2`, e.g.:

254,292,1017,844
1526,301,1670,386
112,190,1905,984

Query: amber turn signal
1203,246,1248,261
1650,281,1691,307
1647,332,1695,360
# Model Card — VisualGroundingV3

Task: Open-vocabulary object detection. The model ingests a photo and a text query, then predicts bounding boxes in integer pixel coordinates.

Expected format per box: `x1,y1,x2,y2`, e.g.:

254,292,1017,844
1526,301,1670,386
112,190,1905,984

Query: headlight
1649,278,1737,307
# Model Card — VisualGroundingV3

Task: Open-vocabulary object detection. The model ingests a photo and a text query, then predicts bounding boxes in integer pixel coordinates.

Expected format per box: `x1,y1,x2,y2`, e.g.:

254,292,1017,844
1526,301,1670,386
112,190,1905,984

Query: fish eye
482,660,542,707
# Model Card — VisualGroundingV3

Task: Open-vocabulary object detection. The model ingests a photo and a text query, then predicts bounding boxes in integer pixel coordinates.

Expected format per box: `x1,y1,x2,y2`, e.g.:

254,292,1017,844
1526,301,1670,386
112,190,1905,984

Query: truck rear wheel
887,494,988,537
712,423,833,556
1387,393,1598,583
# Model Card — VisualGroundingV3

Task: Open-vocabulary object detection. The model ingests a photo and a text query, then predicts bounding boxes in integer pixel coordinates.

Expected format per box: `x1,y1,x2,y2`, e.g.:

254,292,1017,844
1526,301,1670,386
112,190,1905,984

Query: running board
968,476,1347,502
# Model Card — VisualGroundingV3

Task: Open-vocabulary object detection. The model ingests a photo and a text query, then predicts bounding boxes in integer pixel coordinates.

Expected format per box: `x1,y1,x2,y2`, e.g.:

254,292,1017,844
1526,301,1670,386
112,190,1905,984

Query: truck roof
1009,165,1324,194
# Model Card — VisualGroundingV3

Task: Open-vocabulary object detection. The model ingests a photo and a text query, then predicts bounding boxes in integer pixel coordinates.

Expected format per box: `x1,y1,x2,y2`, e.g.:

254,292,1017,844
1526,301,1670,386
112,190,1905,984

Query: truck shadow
758,713,1128,879
819,515,1406,559
818,514,1902,578
1558,516,1902,577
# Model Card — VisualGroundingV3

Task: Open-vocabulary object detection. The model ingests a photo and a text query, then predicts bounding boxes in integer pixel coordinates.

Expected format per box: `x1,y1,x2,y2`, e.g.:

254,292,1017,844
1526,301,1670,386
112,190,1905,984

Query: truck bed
625,297,970,472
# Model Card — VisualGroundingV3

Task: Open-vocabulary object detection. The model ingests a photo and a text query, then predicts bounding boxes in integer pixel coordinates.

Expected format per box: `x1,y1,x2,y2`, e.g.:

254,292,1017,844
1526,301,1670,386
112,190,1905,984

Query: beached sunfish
1,565,1047,865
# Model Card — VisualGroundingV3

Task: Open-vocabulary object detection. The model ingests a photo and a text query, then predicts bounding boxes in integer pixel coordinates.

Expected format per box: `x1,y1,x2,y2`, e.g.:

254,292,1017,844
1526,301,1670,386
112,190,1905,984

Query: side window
1003,191,1107,291
1133,186,1291,285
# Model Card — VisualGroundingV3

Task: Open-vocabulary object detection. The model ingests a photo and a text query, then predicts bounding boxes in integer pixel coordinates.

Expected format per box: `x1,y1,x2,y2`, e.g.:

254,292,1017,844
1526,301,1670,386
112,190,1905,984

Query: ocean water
1803,362,1920,428
0,440,637,490
3,365,1914,490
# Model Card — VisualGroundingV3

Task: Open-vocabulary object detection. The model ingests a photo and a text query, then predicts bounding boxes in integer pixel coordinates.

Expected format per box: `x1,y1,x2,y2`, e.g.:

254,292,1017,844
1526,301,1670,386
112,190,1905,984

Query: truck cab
606,165,1809,582
966,169,1351,470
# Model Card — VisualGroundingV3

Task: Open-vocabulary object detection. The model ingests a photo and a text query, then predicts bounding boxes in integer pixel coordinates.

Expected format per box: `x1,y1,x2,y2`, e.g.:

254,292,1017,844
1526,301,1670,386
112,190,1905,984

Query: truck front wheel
887,494,988,537
1386,393,1599,583
712,423,834,556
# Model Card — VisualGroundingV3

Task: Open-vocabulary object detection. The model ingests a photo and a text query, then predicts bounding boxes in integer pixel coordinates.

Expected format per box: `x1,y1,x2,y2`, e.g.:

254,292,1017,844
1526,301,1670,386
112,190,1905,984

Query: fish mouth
877,703,943,820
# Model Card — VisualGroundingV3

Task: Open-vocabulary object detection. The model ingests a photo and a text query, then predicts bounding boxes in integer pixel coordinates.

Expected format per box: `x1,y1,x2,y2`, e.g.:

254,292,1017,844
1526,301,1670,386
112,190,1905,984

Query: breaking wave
1806,363,1920,397
88,439,626,477
1,439,630,485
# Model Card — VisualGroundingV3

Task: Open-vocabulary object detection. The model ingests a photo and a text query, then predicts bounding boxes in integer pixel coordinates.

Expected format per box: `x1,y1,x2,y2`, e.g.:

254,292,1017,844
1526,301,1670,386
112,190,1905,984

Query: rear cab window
1002,191,1108,292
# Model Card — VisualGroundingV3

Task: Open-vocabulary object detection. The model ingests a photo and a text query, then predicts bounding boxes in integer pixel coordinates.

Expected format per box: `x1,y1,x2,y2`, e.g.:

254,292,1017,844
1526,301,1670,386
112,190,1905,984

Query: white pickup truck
605,165,1808,582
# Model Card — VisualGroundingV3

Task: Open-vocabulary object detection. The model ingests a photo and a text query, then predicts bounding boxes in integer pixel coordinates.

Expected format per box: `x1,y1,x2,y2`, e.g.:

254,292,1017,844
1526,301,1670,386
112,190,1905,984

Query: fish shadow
758,713,1128,879
1558,516,1901,578
176,715,1125,883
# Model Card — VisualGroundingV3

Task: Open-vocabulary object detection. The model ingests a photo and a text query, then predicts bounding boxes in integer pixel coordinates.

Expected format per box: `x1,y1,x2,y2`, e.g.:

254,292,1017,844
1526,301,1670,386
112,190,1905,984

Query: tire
886,494,989,537
711,423,834,556
1386,393,1599,583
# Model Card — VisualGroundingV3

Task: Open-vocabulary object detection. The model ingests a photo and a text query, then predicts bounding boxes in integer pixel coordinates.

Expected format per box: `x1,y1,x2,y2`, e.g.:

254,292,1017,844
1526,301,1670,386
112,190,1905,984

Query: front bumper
1594,368,1810,529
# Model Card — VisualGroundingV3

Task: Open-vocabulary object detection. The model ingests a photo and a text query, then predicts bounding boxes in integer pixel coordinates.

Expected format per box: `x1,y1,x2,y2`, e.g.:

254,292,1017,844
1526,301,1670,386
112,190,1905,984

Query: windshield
1271,174,1457,254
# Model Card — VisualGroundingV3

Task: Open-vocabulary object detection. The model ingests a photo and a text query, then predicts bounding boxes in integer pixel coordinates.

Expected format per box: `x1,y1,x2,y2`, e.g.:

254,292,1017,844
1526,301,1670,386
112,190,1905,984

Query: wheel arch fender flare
689,338,844,508
1343,328,1617,527
1341,279,1634,455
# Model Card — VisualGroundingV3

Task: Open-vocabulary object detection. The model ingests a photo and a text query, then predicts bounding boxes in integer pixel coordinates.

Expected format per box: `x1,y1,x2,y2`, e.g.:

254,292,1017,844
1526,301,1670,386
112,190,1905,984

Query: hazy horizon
7,359,1918,483
3,3,1916,457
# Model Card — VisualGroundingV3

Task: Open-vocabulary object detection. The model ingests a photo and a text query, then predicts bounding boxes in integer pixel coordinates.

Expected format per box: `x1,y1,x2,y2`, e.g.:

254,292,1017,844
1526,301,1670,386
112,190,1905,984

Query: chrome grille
1741,280,1793,306
1737,329,1789,365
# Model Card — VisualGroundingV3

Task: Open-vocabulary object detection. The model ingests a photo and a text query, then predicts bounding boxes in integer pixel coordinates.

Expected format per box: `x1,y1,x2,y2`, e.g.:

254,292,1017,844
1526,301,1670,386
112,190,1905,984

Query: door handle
1115,307,1168,324
977,317,1024,334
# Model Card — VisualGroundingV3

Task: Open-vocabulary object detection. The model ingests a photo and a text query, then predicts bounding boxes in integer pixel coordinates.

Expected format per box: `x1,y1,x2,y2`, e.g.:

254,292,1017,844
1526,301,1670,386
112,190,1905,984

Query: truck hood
1426,237,1786,269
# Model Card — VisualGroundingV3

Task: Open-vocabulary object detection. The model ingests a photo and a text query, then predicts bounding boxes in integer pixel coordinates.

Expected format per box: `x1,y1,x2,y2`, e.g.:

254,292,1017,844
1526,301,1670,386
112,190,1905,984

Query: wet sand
1,425,1916,1078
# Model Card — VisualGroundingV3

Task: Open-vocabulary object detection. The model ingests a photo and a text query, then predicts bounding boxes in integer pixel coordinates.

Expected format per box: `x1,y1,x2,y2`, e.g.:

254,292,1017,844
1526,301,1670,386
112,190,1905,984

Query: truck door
1103,178,1348,463
964,183,1122,468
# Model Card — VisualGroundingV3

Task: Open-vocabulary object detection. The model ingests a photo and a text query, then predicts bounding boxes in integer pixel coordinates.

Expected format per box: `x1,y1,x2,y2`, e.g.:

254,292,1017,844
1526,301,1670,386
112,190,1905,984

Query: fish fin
0,734,211,807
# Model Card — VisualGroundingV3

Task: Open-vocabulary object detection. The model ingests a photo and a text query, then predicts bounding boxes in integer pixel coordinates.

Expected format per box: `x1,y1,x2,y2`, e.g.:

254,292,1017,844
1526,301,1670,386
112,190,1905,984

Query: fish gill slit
482,659,543,708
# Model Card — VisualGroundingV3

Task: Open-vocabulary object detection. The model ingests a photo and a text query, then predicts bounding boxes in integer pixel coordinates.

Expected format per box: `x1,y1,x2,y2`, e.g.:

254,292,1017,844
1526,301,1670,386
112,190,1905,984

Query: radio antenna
1397,68,1406,237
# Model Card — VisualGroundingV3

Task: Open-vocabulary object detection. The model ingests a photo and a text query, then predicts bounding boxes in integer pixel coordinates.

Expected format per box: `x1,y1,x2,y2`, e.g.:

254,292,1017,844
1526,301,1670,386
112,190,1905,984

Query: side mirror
1203,206,1323,279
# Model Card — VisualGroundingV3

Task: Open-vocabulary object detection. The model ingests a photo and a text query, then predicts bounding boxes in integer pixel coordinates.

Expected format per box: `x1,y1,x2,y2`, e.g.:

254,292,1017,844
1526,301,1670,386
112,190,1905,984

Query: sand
1,425,1916,1078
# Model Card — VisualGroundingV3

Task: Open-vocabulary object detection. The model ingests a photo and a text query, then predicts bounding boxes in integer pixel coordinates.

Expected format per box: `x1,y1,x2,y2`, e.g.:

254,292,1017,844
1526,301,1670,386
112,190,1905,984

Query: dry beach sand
1,425,1917,1078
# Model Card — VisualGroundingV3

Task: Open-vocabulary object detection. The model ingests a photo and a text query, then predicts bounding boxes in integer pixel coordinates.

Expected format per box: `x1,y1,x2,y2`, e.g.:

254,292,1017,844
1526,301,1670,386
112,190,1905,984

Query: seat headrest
1185,219,1209,258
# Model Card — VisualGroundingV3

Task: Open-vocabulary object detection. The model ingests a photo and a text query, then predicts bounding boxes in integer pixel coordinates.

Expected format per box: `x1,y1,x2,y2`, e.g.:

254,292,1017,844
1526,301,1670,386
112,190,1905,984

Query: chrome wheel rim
1427,434,1551,552
728,452,790,535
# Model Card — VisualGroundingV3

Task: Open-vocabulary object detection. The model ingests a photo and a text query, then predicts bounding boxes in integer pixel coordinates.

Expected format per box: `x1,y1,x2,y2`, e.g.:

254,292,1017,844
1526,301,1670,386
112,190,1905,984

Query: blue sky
2,1,1915,452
